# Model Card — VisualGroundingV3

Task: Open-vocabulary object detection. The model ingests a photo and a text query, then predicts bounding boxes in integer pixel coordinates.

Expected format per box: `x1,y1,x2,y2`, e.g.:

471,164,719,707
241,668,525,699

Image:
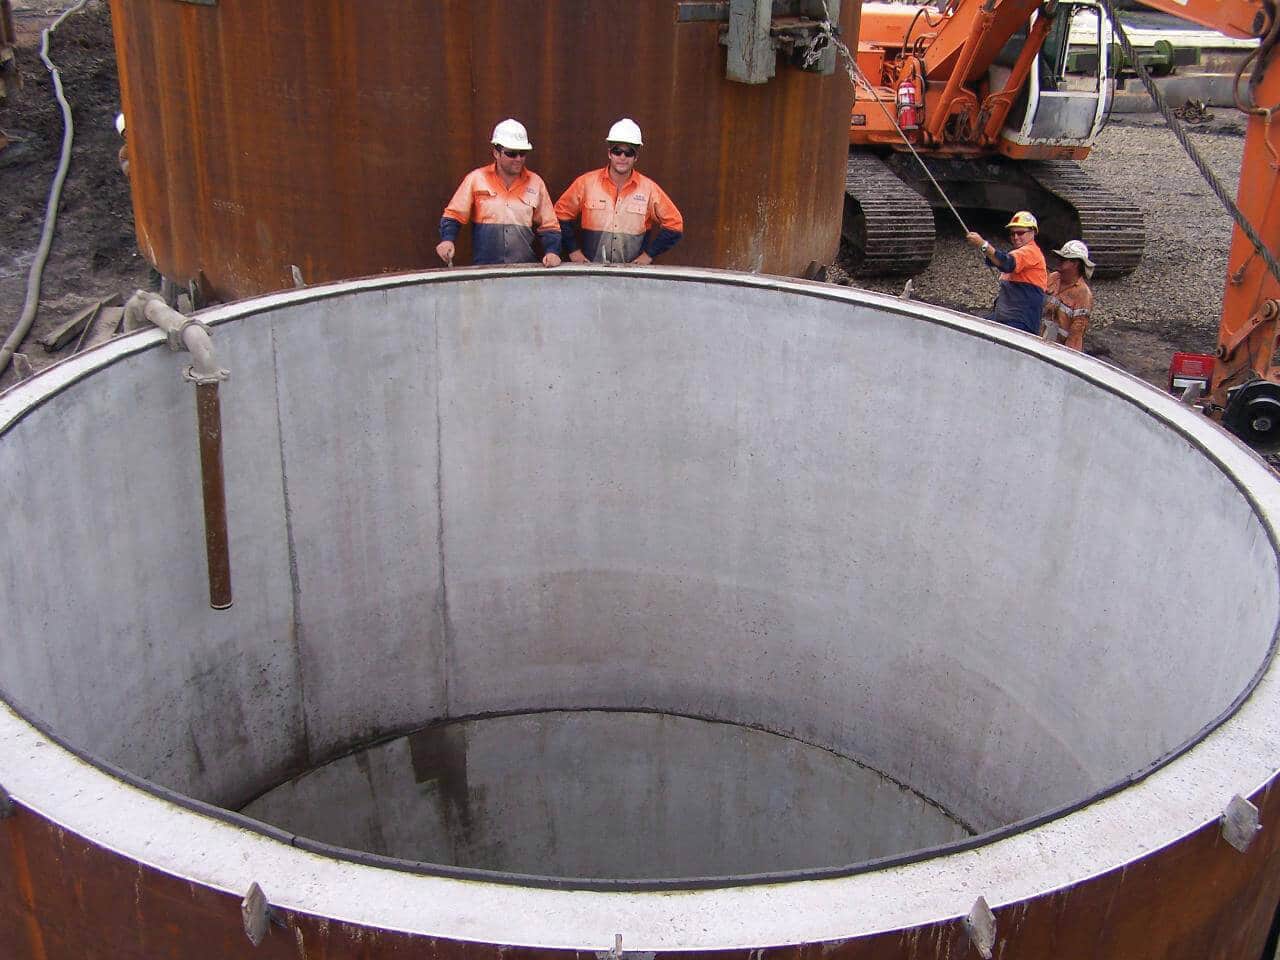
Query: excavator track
843,151,936,277
1025,160,1146,279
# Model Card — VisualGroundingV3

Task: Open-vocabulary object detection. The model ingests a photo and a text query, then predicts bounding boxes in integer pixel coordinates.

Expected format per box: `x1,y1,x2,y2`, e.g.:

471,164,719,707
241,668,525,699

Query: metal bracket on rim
241,881,272,946
594,933,655,960
964,896,997,959
1222,794,1262,853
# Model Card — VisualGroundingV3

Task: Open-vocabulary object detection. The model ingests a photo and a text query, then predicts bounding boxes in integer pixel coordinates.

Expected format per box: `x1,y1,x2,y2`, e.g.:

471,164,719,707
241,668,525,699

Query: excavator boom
1127,0,1280,444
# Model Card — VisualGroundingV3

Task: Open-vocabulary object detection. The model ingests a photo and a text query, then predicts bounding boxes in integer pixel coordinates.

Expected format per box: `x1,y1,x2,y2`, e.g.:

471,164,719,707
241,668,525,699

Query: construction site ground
0,1,1247,397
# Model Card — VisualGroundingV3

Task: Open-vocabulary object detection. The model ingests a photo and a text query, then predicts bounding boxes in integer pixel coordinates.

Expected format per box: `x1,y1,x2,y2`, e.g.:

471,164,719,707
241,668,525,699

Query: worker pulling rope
0,0,90,379
1095,0,1280,289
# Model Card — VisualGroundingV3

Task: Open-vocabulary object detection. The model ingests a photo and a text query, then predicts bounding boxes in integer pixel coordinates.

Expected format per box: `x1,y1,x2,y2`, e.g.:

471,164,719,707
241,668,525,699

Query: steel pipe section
2,267,1280,958
106,1,857,299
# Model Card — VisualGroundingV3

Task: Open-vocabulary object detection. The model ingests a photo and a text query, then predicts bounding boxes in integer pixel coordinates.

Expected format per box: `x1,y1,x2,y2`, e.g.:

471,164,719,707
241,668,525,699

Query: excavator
1135,0,1280,453
844,0,1280,451
844,0,1151,276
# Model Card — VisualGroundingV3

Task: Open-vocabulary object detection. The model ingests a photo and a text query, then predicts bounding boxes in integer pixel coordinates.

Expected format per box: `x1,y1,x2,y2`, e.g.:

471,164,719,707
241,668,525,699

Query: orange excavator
1129,0,1280,452
849,0,1280,451
844,0,1148,276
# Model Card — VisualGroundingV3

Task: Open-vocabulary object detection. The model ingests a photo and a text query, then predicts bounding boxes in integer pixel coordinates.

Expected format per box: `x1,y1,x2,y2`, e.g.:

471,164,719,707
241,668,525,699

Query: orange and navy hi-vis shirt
991,242,1048,334
554,168,684,263
439,165,562,265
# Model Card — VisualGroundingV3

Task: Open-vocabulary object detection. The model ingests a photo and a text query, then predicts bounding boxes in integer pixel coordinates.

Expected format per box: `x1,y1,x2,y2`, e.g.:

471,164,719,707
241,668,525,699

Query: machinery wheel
1222,380,1280,453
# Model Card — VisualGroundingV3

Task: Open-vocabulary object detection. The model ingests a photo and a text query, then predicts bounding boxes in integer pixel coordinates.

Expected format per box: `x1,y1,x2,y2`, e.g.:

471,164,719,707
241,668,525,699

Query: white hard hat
115,112,126,136
491,118,532,151
605,118,643,146
1052,239,1095,278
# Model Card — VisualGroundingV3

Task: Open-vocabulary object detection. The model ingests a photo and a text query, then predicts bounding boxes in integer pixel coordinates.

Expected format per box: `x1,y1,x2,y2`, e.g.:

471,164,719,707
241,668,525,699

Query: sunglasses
609,145,637,158
499,148,528,158
1008,229,1031,238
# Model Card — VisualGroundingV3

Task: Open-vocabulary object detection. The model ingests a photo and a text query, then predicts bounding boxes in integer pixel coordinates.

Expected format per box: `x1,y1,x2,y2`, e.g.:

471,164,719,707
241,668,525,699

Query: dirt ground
0,0,150,393
0,0,1250,396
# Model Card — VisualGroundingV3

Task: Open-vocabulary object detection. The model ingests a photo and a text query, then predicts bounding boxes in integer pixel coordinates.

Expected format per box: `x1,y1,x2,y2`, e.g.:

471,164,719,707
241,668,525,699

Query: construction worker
555,119,683,265
436,119,562,267
1041,240,1095,351
965,211,1047,334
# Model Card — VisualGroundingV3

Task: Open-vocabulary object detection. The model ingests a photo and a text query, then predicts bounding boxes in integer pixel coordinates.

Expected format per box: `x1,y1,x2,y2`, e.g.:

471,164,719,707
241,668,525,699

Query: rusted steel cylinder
105,0,858,300
195,381,231,610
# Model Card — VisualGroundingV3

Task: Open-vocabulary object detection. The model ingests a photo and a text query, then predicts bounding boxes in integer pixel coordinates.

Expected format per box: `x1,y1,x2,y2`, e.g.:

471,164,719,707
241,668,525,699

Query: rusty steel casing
5,784,1278,959
105,0,859,300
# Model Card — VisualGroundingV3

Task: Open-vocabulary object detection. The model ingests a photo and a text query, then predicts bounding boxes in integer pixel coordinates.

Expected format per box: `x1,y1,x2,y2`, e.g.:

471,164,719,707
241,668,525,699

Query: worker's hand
631,252,654,266
965,232,985,248
568,250,589,264
435,241,455,266
542,252,562,268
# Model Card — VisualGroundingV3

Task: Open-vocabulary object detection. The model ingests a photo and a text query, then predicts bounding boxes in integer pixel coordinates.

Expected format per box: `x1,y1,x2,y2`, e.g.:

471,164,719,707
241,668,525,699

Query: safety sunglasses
499,148,528,158
609,145,637,158
1008,229,1031,238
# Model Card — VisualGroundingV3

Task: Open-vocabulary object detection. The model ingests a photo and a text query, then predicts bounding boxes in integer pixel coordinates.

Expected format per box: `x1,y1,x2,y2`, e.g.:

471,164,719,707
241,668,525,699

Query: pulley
1223,380,1280,453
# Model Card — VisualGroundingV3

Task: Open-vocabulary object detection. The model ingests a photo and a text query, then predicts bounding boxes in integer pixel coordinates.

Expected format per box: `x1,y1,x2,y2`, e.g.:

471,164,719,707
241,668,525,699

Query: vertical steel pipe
195,381,231,610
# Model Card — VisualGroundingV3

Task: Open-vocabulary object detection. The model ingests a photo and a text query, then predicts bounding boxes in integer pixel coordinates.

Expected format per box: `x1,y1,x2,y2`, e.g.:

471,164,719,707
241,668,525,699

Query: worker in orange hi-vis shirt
554,119,684,266
436,118,562,267
965,211,1048,335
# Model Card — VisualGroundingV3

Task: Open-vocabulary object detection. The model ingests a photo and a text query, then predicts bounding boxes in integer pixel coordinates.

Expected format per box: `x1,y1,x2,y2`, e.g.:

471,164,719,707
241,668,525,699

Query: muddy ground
0,0,1249,396
0,1,150,392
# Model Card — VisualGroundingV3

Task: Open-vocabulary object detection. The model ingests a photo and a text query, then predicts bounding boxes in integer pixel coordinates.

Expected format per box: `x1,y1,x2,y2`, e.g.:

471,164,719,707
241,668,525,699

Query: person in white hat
554,118,683,265
436,118,562,267
1040,239,1095,351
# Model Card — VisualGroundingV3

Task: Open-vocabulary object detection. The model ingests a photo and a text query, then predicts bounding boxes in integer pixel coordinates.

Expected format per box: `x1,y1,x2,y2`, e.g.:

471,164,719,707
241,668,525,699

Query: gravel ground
836,113,1247,388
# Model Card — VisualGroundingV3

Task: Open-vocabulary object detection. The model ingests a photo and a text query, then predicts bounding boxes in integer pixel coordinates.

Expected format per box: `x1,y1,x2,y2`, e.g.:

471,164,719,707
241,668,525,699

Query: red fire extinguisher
896,77,920,131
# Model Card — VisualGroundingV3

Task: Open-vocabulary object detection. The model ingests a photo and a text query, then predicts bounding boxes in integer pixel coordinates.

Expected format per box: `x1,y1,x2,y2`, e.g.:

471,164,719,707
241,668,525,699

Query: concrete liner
1,267,1280,951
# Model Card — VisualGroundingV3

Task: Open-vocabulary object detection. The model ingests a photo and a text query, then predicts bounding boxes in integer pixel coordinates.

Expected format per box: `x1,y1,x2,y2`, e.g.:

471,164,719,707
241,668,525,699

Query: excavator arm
1131,0,1269,40
1130,0,1280,445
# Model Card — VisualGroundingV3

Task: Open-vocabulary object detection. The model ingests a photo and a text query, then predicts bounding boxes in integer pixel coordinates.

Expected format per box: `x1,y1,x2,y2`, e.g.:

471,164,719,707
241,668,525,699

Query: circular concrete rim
2,266,1279,949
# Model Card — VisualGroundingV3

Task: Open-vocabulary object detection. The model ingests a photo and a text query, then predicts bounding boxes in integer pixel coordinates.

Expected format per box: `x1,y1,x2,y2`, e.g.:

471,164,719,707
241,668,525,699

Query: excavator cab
998,0,1114,156
846,0,1144,278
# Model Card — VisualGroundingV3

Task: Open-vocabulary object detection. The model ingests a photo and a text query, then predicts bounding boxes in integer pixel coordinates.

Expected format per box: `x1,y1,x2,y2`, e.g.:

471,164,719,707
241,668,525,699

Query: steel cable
818,17,972,236
1096,0,1280,288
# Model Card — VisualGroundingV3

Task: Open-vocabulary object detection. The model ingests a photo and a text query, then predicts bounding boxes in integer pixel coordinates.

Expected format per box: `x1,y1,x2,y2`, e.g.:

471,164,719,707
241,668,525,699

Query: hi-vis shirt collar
480,164,534,197
595,167,644,199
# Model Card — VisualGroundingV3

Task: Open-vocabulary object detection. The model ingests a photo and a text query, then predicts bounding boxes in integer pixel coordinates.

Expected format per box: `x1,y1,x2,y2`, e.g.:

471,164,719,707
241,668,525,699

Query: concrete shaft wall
2,268,1280,957
1,270,1271,830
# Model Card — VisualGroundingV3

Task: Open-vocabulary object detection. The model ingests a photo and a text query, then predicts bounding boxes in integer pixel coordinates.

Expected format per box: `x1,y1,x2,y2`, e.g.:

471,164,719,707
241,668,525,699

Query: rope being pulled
816,0,972,236
0,0,90,380
1096,0,1280,288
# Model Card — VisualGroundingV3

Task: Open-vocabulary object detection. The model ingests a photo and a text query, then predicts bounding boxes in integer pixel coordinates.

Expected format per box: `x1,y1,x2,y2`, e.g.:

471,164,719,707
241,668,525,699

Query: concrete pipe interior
2,267,1280,944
